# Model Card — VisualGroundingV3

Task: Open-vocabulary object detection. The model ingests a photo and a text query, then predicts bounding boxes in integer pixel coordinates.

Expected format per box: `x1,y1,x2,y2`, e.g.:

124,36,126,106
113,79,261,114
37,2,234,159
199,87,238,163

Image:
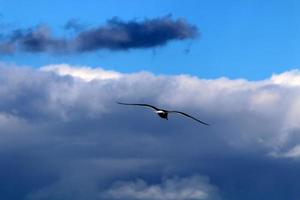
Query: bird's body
155,110,169,119
117,102,209,125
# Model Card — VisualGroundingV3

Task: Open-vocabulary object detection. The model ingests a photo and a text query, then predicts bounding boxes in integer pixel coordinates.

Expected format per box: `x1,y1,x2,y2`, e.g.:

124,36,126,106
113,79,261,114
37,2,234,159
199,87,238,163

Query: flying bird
117,102,209,125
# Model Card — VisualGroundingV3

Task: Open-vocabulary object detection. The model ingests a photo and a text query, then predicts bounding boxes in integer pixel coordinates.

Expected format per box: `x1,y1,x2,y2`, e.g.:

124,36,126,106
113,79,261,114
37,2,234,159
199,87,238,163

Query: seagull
117,102,209,125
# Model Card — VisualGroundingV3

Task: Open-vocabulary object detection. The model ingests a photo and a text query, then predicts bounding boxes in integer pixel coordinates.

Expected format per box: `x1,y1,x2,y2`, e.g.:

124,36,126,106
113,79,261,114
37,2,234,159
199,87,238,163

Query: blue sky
1,0,299,79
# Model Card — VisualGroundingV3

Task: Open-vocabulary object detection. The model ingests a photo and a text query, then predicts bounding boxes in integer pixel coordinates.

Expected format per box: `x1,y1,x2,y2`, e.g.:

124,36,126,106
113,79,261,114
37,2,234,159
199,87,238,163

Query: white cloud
283,145,300,158
41,63,122,81
35,65,300,150
270,145,300,158
270,69,300,86
101,175,220,200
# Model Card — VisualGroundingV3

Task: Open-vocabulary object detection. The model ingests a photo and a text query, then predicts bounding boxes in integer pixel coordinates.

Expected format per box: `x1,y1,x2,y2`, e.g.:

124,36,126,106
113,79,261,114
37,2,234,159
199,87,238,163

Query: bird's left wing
117,102,160,111
168,111,210,126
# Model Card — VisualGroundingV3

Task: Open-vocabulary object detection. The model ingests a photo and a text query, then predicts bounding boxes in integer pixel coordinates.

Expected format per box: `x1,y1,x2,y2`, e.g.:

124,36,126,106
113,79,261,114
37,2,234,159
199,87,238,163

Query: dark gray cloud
0,26,69,54
0,16,198,54
16,26,68,53
74,16,198,52
1,63,300,199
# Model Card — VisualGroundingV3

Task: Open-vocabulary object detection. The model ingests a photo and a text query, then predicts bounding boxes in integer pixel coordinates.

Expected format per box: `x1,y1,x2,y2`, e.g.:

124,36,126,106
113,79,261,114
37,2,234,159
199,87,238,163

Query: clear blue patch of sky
0,0,299,80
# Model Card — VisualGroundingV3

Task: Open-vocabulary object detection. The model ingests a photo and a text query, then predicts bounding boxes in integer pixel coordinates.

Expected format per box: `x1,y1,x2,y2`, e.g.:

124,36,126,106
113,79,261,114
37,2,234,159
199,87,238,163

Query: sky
1,1,300,200
1,0,300,79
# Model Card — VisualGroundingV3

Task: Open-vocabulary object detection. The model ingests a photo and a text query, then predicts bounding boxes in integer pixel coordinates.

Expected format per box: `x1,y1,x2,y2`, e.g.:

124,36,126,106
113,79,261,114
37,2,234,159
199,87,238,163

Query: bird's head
154,110,165,114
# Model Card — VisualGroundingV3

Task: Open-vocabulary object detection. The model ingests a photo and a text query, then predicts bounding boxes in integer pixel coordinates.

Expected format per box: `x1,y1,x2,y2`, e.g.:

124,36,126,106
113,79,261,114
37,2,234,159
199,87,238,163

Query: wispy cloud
270,145,300,158
63,18,85,32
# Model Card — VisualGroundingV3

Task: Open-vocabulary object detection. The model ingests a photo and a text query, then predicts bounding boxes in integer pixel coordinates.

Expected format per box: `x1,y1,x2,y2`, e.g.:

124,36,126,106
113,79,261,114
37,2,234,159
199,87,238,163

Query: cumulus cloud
0,16,198,54
101,175,220,200
1,63,300,199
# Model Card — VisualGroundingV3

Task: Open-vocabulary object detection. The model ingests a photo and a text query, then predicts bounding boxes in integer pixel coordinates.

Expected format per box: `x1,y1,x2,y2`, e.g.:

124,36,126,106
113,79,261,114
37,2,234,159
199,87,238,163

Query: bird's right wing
117,102,160,111
168,111,210,126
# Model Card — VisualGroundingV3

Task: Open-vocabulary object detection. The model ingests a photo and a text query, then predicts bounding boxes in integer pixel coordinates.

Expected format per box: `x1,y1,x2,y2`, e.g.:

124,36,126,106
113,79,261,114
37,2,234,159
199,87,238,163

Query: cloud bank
1,63,300,199
0,16,198,55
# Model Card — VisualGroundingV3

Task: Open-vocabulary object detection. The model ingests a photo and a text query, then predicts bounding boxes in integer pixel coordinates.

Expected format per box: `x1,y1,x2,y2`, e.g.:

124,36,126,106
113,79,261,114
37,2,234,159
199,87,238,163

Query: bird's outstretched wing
117,102,160,111
168,111,210,125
